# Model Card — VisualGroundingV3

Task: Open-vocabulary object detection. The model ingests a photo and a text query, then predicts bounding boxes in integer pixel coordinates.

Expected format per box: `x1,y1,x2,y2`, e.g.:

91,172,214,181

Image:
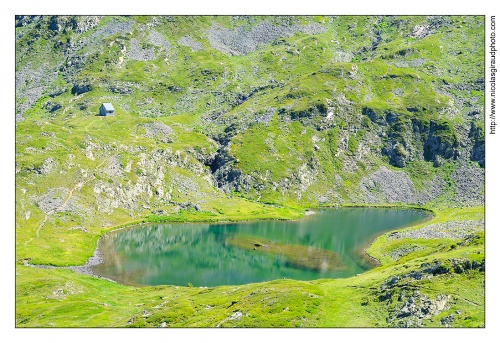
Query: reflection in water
91,208,430,286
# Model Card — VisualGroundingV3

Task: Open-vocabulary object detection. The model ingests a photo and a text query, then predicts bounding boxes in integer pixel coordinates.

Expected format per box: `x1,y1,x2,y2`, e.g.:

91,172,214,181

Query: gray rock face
209,146,241,191
254,108,275,125
207,20,325,55
376,116,460,168
466,122,485,168
409,58,426,67
178,36,204,52
362,103,477,170
48,16,63,31
383,140,410,168
408,17,453,41
470,140,485,168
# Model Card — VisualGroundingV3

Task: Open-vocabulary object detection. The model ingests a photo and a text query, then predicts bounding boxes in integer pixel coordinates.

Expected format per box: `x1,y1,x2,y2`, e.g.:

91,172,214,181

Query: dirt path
118,45,126,66
30,153,113,241
85,119,96,131
33,182,84,238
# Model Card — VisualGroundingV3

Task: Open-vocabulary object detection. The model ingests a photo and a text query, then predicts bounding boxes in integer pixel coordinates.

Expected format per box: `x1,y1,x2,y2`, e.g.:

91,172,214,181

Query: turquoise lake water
91,208,430,286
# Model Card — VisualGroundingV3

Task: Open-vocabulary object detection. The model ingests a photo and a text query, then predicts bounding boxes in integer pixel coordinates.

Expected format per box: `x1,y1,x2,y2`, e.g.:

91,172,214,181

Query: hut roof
102,103,115,111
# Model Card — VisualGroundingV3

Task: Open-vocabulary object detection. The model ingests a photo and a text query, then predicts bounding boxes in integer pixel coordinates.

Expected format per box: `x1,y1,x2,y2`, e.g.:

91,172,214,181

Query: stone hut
99,103,115,116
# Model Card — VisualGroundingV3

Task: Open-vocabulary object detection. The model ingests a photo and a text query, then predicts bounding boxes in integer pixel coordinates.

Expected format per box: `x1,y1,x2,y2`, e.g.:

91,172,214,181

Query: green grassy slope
16,207,484,327
15,15,485,327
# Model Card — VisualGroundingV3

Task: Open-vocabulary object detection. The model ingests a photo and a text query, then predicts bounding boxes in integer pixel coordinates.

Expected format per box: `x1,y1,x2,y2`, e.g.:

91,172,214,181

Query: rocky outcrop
377,253,484,327
207,145,241,191
362,104,471,169
143,122,174,141
409,16,454,41
411,25,431,40
108,82,135,95
390,292,450,327
376,115,460,168
40,157,57,175
74,16,101,34
423,120,459,166
71,84,93,95
43,101,62,113
15,15,41,27
101,156,124,177
89,18,134,40
92,148,212,214
469,122,485,167
32,187,69,214
216,311,244,327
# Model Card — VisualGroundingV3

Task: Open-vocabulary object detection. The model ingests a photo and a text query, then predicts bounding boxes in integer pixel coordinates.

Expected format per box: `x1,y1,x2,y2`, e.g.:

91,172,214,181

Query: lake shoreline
22,244,118,283
23,205,434,286
353,210,435,270
80,207,431,287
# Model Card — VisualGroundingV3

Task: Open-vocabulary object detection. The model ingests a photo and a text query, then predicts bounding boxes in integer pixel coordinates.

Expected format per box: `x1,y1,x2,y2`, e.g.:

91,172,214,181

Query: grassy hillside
16,207,484,327
15,15,484,327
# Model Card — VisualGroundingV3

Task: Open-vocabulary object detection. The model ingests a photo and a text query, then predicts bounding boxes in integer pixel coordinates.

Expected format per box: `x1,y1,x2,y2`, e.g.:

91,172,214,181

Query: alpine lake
91,208,431,287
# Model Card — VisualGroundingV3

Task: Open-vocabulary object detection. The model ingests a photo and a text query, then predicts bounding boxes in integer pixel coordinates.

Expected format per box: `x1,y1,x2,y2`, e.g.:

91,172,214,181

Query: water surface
91,208,429,286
